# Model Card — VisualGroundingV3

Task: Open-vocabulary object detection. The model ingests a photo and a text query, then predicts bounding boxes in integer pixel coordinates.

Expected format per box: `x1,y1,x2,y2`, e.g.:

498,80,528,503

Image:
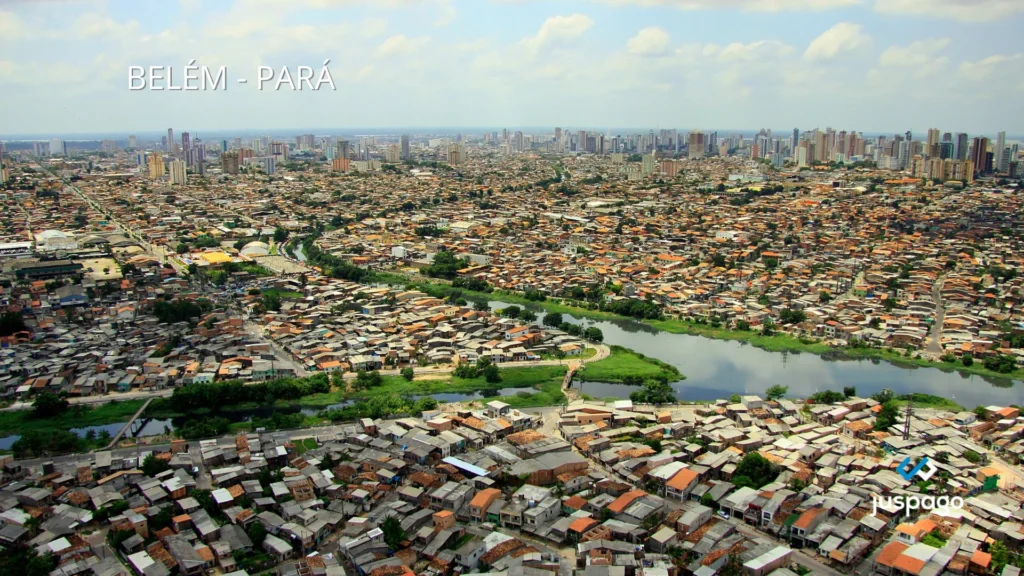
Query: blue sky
1,0,1022,136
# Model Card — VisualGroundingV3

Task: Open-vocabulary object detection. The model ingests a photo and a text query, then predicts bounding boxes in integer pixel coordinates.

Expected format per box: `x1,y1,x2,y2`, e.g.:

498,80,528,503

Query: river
486,300,1023,409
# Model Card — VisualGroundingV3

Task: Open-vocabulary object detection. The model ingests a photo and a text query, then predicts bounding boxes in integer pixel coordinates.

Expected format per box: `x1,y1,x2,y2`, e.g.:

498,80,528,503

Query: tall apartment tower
181,132,191,165
401,134,410,160
688,131,705,159
148,154,165,178
954,133,969,161
222,152,240,175
995,131,1007,172
169,160,187,184
927,128,941,158
970,137,989,176
167,128,175,153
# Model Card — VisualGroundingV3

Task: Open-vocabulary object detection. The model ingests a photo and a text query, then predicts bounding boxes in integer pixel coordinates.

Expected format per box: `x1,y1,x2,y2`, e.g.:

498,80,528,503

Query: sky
1,0,1022,137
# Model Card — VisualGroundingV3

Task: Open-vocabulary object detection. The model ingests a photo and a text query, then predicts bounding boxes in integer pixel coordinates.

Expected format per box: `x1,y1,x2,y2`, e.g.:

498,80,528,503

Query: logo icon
897,456,937,482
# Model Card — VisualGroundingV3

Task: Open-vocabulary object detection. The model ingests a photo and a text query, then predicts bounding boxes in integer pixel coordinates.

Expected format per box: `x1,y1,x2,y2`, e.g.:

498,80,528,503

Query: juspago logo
873,455,963,518
897,456,938,482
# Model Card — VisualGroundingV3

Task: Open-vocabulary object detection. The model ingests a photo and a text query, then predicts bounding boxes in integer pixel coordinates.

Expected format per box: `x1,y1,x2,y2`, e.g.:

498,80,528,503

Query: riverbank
0,401,145,437
392,277,1024,383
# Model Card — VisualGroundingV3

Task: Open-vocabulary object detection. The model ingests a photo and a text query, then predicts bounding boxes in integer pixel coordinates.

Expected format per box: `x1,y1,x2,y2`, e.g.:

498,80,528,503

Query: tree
483,364,502,383
732,453,779,489
273,227,289,242
874,400,900,431
819,291,832,303
584,327,604,342
843,386,856,398
0,548,57,576
473,300,490,312
519,309,537,322
0,311,27,337
765,385,788,400
498,305,521,319
962,353,974,367
176,242,189,254
141,454,170,477
381,516,406,550
261,293,282,312
963,450,981,464
543,312,564,327
247,521,267,547
32,391,69,418
401,367,415,381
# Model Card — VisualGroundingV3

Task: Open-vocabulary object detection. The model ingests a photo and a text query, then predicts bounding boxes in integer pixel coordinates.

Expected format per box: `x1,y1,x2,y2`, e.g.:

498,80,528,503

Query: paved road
925,274,947,357
727,520,847,576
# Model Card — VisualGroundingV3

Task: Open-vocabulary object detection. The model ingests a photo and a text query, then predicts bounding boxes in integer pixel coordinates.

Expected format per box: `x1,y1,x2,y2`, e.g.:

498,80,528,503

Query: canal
486,300,1023,408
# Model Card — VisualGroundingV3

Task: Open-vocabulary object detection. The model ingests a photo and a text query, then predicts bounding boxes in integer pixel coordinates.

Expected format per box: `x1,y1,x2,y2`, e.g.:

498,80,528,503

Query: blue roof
442,456,488,477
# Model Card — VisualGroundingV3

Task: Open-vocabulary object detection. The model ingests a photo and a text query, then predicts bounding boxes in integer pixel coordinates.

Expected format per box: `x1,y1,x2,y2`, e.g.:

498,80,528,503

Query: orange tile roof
875,542,909,568
607,490,646,514
569,517,599,533
666,468,699,491
564,495,588,510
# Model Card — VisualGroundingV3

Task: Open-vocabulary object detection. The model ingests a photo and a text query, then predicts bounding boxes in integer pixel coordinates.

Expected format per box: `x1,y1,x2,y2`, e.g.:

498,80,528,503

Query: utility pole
902,401,913,441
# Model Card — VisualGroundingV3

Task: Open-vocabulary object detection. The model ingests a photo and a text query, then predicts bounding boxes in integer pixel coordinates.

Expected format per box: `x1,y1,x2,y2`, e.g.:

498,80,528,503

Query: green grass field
0,400,146,437
260,288,304,299
581,345,682,383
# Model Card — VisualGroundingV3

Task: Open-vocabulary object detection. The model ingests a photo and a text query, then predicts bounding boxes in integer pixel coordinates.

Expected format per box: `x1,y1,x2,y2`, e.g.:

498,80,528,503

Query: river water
486,300,1022,409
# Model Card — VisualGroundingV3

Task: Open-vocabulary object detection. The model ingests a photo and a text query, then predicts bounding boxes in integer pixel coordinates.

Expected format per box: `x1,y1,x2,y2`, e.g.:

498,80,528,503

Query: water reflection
485,300,1023,408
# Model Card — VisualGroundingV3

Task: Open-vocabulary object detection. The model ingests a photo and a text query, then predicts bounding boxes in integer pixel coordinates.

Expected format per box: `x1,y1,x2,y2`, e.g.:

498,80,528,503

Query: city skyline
1,0,1023,135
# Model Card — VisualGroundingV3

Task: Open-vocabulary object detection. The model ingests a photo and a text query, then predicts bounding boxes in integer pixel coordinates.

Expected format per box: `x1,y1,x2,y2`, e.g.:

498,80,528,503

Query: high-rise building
447,143,466,165
49,139,66,156
167,128,175,153
642,153,656,175
222,152,240,175
954,133,968,161
147,154,165,179
688,131,705,159
385,144,401,163
169,160,187,184
181,132,191,165
515,131,526,152
554,127,562,152
970,137,989,176
791,128,799,155
927,128,941,158
335,140,350,160
331,158,350,172
221,140,228,153
400,134,410,160
262,156,276,175
128,135,137,149
995,131,1007,172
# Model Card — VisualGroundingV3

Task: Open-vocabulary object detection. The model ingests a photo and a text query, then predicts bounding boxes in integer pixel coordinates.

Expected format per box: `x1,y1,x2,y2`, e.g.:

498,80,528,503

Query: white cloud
434,3,456,26
626,27,669,56
879,38,949,67
957,53,1024,81
804,22,869,62
874,0,1024,22
573,0,862,11
73,13,140,39
375,34,431,57
0,10,24,40
520,14,594,53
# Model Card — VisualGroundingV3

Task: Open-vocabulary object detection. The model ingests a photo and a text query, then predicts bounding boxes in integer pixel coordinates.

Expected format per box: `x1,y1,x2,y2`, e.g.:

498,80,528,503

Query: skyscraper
147,154,165,179
400,134,410,160
995,131,1007,172
181,132,191,165
954,133,969,161
222,152,240,175
128,135,137,149
167,128,174,153
688,131,705,159
970,137,989,176
335,140,350,160
791,128,799,155
169,160,187,185
927,128,941,158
